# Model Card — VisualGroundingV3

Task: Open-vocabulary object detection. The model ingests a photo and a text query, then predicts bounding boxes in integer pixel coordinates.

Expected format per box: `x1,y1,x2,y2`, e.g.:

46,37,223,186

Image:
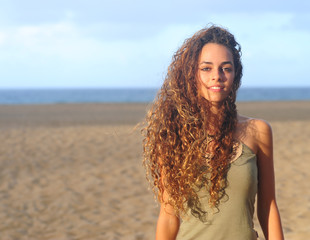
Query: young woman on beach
143,25,284,239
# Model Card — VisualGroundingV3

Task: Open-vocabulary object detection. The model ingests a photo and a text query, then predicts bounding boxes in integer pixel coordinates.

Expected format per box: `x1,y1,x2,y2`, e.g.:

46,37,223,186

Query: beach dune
0,101,309,239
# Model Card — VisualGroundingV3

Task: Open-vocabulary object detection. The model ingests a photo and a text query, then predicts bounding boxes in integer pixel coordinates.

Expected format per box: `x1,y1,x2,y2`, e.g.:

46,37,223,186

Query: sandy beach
0,101,309,240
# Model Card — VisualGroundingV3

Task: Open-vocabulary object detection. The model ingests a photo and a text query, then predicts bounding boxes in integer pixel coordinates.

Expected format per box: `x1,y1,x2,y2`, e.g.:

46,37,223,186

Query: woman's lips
208,86,224,92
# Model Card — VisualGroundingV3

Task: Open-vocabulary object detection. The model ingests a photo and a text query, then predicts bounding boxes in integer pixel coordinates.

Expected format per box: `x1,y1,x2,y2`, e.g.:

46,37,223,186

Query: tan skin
156,43,284,239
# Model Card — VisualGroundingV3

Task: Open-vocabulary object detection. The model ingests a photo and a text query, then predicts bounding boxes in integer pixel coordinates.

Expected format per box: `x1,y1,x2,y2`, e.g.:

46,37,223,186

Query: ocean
0,87,309,105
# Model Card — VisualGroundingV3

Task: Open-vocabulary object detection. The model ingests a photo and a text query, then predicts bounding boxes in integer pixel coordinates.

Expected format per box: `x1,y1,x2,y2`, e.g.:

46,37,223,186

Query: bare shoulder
238,115,272,134
252,118,271,131
236,115,272,154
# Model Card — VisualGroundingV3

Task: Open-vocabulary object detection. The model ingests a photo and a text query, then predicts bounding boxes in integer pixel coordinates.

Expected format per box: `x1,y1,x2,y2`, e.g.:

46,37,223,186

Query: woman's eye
201,67,211,71
222,67,232,73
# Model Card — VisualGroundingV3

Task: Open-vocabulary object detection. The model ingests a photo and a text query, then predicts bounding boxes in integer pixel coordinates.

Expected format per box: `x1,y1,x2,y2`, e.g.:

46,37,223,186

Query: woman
143,25,284,240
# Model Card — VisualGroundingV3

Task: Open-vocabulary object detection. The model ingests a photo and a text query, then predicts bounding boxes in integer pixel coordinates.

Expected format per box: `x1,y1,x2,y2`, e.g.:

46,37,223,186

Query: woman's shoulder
237,115,272,132
236,115,272,154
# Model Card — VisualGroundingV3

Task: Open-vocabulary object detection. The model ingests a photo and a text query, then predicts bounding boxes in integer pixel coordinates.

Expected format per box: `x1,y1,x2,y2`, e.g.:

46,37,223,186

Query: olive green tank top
177,142,258,240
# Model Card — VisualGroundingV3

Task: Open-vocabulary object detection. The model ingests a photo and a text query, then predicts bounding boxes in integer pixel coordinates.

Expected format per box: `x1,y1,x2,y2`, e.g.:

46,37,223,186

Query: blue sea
0,87,309,105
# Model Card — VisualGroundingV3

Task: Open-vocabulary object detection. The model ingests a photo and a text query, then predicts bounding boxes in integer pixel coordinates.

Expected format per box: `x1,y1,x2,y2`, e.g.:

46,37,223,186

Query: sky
0,0,309,89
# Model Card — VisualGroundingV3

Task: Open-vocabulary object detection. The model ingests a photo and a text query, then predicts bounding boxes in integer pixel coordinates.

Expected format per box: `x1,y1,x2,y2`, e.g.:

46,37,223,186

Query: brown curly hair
143,25,243,221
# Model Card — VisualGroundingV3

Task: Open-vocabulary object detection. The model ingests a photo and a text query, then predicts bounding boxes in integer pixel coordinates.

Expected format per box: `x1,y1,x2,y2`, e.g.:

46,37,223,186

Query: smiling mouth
209,86,222,90
208,86,224,90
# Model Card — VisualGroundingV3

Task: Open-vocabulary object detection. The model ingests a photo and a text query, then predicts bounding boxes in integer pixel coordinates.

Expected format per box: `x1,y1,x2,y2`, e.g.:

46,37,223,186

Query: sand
0,101,309,240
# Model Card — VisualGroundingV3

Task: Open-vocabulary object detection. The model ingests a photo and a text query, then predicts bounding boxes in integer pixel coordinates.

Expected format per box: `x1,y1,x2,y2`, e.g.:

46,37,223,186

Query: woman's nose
212,69,223,81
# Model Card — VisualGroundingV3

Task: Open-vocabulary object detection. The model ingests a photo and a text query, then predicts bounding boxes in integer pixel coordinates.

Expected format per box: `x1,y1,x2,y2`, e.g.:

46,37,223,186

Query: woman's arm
156,203,180,240
255,119,284,240
155,161,180,240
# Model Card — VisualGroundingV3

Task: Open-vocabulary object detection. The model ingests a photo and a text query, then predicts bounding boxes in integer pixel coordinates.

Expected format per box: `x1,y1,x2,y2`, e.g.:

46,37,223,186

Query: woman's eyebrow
221,61,234,65
199,61,233,65
199,61,213,65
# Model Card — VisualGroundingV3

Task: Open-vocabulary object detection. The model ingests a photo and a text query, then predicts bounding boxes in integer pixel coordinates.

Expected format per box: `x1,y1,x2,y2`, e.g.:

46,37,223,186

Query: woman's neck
209,102,224,114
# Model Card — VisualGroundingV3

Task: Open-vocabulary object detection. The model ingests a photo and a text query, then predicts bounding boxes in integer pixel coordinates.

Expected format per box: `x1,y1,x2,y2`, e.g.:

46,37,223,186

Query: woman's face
197,43,235,106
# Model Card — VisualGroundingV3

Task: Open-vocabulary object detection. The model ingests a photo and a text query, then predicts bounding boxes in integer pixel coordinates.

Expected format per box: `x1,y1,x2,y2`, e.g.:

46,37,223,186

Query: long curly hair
143,25,243,221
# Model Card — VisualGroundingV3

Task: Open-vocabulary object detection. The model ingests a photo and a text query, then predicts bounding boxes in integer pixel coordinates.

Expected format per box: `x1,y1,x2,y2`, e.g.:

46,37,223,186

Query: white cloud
0,32,6,45
0,1,309,88
0,21,96,62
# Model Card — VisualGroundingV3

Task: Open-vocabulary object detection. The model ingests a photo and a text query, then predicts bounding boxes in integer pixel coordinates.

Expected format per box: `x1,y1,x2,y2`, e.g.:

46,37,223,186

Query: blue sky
0,0,309,88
